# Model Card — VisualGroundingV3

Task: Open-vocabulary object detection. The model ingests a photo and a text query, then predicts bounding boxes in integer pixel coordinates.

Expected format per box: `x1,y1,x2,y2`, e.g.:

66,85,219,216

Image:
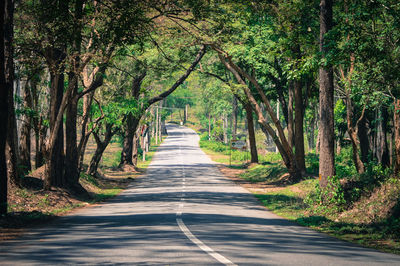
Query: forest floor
0,138,161,241
202,146,400,255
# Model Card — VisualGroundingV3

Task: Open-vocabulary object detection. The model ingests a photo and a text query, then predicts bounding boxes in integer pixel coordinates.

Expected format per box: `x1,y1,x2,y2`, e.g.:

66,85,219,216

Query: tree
0,0,9,215
318,0,335,187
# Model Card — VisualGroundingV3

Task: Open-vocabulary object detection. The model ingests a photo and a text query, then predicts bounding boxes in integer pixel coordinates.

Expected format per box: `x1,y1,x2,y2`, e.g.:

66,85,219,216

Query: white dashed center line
175,131,237,266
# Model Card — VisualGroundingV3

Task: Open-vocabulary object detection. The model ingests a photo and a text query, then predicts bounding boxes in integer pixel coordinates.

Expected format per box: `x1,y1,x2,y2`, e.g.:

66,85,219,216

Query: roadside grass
255,178,400,254
198,137,400,255
1,136,163,239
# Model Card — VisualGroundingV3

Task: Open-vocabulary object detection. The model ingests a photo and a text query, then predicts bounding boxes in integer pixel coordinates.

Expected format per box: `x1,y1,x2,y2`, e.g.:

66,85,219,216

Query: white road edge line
176,218,237,266
176,130,237,266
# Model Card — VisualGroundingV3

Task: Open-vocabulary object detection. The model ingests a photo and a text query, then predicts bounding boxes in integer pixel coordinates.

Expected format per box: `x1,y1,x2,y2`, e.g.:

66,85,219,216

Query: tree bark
294,80,306,174
223,114,228,144
377,106,390,167
217,52,301,181
64,78,79,186
119,72,146,169
19,81,33,174
394,98,400,175
345,92,366,174
287,82,294,149
244,102,258,163
5,0,19,186
77,91,95,171
44,67,66,189
319,0,335,187
307,105,316,152
0,0,9,215
357,116,369,164
132,130,140,167
232,97,238,140
88,124,114,176
120,115,141,168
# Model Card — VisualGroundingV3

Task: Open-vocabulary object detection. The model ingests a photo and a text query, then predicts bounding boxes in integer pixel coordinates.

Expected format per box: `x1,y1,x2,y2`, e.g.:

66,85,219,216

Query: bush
200,131,210,141
305,153,319,174
305,175,346,214
199,139,229,153
335,146,357,179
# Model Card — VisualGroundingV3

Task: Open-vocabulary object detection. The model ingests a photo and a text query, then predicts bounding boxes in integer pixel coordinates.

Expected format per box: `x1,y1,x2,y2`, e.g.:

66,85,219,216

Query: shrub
305,175,346,214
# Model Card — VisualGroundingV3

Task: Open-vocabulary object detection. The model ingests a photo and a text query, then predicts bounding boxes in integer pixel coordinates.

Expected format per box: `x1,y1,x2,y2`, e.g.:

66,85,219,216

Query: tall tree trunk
119,73,146,169
0,0,9,215
35,120,47,168
223,114,228,144
45,68,65,189
307,105,316,152
244,102,258,163
394,98,400,175
294,80,306,174
120,114,138,168
77,91,95,171
232,97,238,140
19,81,33,174
64,85,79,186
5,0,19,186
378,106,390,167
319,0,335,187
357,116,369,164
287,82,294,149
64,0,84,189
132,130,140,168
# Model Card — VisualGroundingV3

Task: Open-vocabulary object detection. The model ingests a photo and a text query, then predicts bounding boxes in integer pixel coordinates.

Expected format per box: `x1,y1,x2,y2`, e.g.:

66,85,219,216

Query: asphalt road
1,124,399,265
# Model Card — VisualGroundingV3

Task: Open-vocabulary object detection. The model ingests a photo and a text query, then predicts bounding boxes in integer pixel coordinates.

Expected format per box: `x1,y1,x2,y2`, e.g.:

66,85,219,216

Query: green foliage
199,139,229,153
335,146,358,179
305,175,346,214
240,164,286,183
211,121,224,142
305,153,319,175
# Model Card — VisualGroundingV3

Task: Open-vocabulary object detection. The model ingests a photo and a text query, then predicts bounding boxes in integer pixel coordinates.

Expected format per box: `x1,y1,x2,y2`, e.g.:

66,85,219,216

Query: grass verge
199,139,400,255
1,136,164,240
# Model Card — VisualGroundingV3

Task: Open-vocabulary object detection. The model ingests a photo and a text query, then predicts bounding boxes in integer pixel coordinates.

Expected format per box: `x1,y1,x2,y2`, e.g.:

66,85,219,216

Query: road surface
1,124,399,265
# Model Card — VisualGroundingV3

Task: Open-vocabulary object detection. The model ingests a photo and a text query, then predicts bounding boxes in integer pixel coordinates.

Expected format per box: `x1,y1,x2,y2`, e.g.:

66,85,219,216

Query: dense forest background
0,1,399,246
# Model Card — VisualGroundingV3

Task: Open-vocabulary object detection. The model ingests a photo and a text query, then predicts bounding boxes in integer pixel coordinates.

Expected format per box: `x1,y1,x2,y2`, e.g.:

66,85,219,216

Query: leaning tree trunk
319,0,335,187
345,93,366,174
244,102,259,163
217,53,301,181
294,79,306,174
87,124,114,176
